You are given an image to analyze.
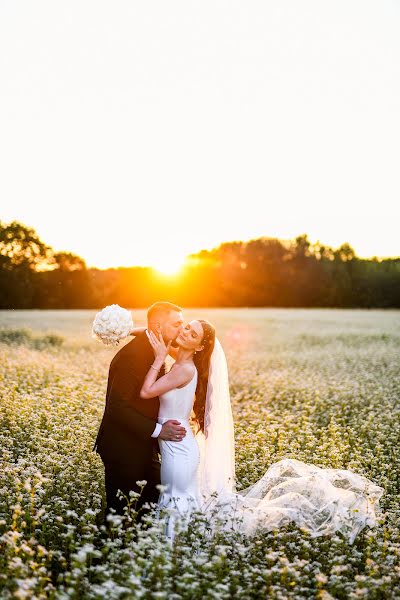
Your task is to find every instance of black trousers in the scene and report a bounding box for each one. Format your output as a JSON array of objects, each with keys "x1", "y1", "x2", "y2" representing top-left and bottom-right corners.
[{"x1": 103, "y1": 454, "x2": 161, "y2": 522}]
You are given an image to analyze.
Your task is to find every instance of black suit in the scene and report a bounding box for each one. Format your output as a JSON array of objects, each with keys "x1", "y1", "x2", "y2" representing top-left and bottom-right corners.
[{"x1": 94, "y1": 332, "x2": 165, "y2": 517}]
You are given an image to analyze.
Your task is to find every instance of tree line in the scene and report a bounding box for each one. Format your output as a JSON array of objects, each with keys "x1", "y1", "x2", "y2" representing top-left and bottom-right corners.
[{"x1": 1, "y1": 221, "x2": 399, "y2": 309}]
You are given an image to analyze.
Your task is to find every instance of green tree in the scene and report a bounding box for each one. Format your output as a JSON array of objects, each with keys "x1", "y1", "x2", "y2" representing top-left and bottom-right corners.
[
  {"x1": 0, "y1": 221, "x2": 51, "y2": 270},
  {"x1": 0, "y1": 221, "x2": 51, "y2": 308},
  {"x1": 53, "y1": 252, "x2": 87, "y2": 271}
]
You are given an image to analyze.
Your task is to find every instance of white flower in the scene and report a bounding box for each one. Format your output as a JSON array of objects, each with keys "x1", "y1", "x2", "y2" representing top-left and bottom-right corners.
[{"x1": 92, "y1": 304, "x2": 133, "y2": 346}]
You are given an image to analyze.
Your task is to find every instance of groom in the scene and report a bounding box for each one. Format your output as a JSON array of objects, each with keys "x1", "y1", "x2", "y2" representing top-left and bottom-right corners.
[{"x1": 94, "y1": 301, "x2": 186, "y2": 519}]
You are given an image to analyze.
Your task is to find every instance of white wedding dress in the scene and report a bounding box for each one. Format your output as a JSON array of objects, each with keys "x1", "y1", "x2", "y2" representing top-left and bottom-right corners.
[
  {"x1": 157, "y1": 369, "x2": 201, "y2": 538},
  {"x1": 156, "y1": 345, "x2": 383, "y2": 543}
]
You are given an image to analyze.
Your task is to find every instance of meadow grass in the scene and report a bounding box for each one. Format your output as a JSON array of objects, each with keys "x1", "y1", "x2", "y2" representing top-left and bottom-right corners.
[{"x1": 0, "y1": 309, "x2": 399, "y2": 599}]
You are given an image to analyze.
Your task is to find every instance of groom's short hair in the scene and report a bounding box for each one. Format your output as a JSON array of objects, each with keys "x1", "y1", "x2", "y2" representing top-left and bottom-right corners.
[{"x1": 147, "y1": 301, "x2": 182, "y2": 323}]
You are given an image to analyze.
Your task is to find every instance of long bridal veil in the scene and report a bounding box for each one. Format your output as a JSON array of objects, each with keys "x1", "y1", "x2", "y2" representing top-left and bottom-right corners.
[
  {"x1": 194, "y1": 339, "x2": 383, "y2": 543},
  {"x1": 195, "y1": 339, "x2": 236, "y2": 499}
]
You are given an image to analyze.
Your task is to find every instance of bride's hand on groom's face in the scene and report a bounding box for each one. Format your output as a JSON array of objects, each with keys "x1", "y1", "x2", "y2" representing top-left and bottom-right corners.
[{"x1": 148, "y1": 331, "x2": 172, "y2": 362}]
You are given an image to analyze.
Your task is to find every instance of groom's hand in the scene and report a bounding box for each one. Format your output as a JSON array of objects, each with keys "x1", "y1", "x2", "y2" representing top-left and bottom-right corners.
[{"x1": 159, "y1": 420, "x2": 186, "y2": 442}]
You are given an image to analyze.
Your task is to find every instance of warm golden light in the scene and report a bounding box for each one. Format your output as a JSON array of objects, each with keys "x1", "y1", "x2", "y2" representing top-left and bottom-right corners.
[{"x1": 153, "y1": 255, "x2": 185, "y2": 276}]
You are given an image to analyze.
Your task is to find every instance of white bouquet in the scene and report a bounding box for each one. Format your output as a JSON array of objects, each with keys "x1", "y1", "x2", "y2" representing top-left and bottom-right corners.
[{"x1": 92, "y1": 304, "x2": 133, "y2": 346}]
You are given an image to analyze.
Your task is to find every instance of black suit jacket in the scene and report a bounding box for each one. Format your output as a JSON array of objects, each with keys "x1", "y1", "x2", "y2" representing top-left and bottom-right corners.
[{"x1": 94, "y1": 332, "x2": 165, "y2": 466}]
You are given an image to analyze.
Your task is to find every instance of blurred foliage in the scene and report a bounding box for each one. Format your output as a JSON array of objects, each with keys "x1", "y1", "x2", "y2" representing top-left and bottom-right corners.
[
  {"x1": 0, "y1": 327, "x2": 64, "y2": 349},
  {"x1": 1, "y1": 222, "x2": 399, "y2": 308}
]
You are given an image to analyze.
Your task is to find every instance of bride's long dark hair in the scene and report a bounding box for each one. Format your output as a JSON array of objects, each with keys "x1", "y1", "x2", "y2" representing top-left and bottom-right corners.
[{"x1": 192, "y1": 320, "x2": 216, "y2": 434}]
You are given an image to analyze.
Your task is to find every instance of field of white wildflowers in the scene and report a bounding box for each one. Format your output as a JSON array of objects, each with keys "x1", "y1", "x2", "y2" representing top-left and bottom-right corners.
[{"x1": 0, "y1": 308, "x2": 399, "y2": 599}]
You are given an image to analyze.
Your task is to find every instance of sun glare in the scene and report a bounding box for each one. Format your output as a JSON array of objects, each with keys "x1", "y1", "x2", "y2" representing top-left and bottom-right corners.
[{"x1": 153, "y1": 256, "x2": 185, "y2": 276}]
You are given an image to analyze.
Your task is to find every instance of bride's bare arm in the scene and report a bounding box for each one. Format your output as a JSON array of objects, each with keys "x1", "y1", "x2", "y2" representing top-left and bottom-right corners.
[
  {"x1": 140, "y1": 330, "x2": 194, "y2": 398},
  {"x1": 140, "y1": 362, "x2": 194, "y2": 399}
]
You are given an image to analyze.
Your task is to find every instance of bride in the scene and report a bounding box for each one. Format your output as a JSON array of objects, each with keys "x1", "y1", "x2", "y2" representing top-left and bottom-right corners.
[{"x1": 136, "y1": 320, "x2": 383, "y2": 543}]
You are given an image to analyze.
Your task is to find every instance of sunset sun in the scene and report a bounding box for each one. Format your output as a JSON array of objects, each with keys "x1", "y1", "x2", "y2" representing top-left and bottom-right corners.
[{"x1": 153, "y1": 255, "x2": 185, "y2": 276}]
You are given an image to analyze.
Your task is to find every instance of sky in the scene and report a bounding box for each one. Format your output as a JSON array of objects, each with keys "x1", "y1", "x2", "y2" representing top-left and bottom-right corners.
[{"x1": 1, "y1": 0, "x2": 399, "y2": 271}]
